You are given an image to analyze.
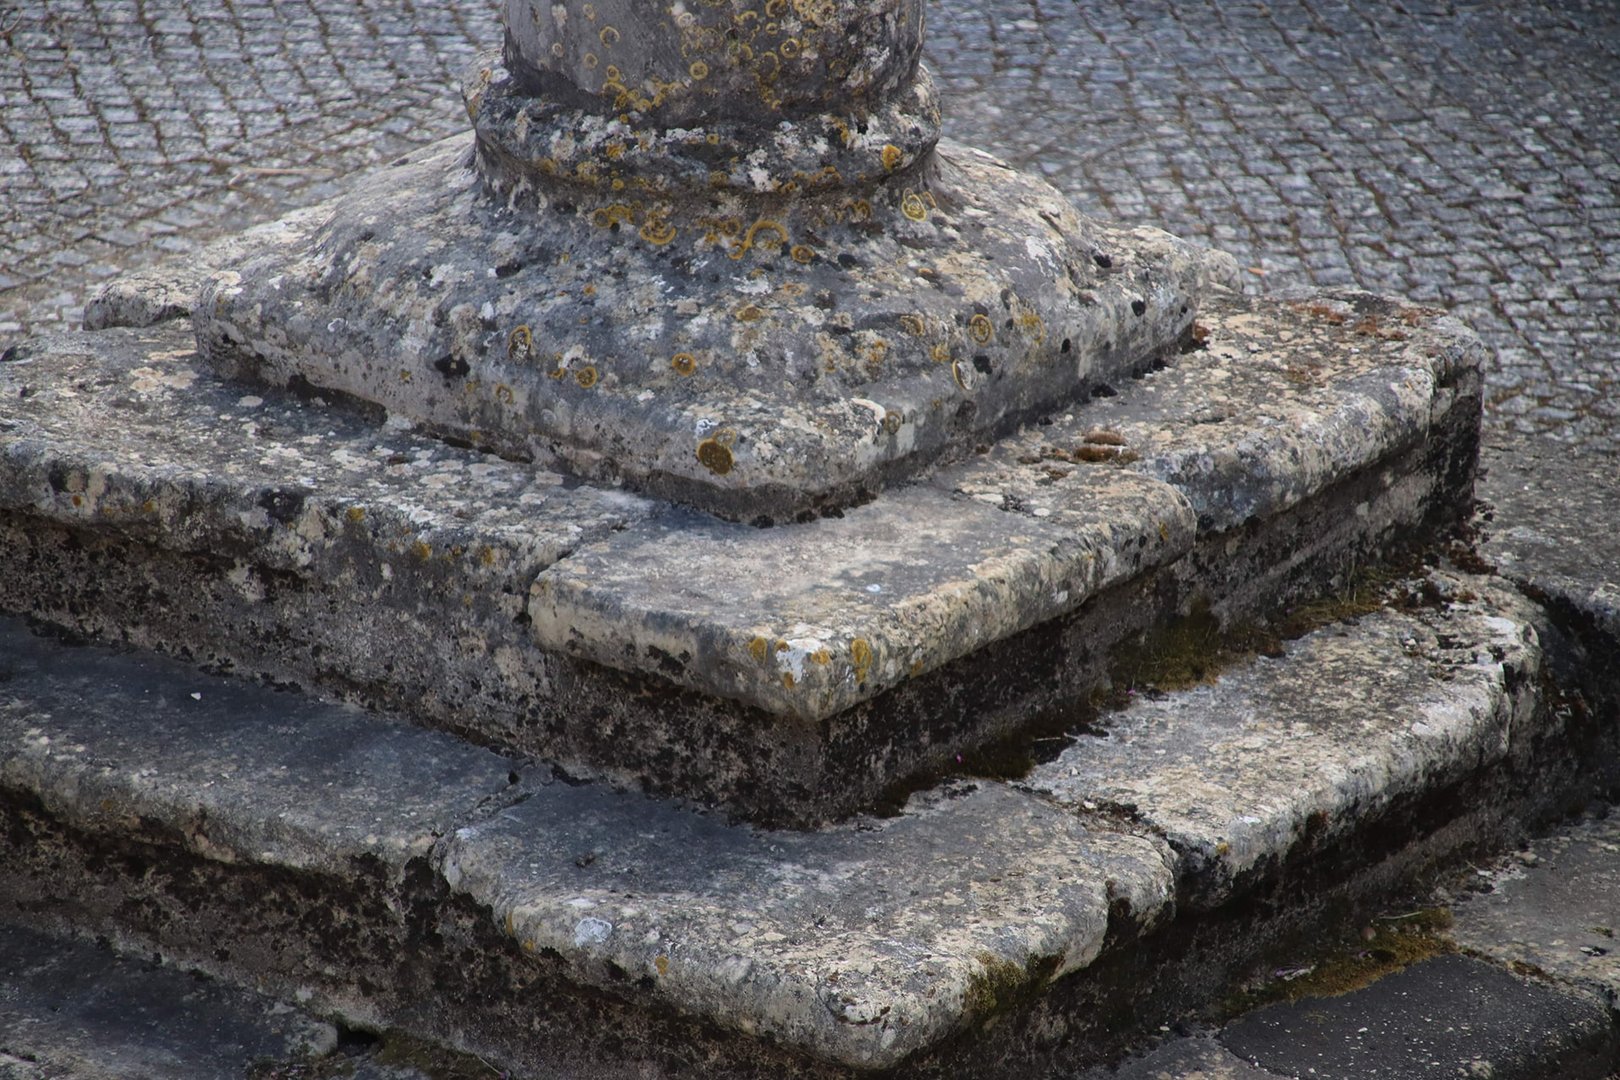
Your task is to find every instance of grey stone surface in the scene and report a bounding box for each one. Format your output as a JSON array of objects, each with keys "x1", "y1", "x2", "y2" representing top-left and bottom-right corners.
[
  {"x1": 0, "y1": 922, "x2": 337, "y2": 1079},
  {"x1": 1025, "y1": 573, "x2": 1547, "y2": 906},
  {"x1": 499, "y1": 0, "x2": 925, "y2": 127},
  {"x1": 0, "y1": 279, "x2": 1482, "y2": 824},
  {"x1": 1451, "y1": 809, "x2": 1620, "y2": 1008},
  {"x1": 991, "y1": 289, "x2": 1482, "y2": 534},
  {"x1": 438, "y1": 780, "x2": 1173, "y2": 1071},
  {"x1": 1478, "y1": 433, "x2": 1620, "y2": 651},
  {"x1": 179, "y1": 0, "x2": 1237, "y2": 525},
  {"x1": 532, "y1": 286, "x2": 1479, "y2": 721},
  {"x1": 191, "y1": 127, "x2": 1226, "y2": 521},
  {"x1": 1079, "y1": 1035, "x2": 1285, "y2": 1080},
  {"x1": 1220, "y1": 954, "x2": 1619, "y2": 1080},
  {"x1": 4, "y1": 1, "x2": 1612, "y2": 456},
  {"x1": 0, "y1": 614, "x2": 519, "y2": 873},
  {"x1": 531, "y1": 472, "x2": 1193, "y2": 720},
  {"x1": 0, "y1": 566, "x2": 1576, "y2": 1076}
]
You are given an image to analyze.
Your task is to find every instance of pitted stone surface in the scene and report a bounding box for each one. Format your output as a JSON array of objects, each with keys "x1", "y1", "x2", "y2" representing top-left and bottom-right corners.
[
  {"x1": 0, "y1": 568, "x2": 1576, "y2": 1076},
  {"x1": 193, "y1": 131, "x2": 1226, "y2": 521},
  {"x1": 531, "y1": 472, "x2": 1193, "y2": 719},
  {"x1": 0, "y1": 612, "x2": 1178, "y2": 1075},
  {"x1": 0, "y1": 322, "x2": 657, "y2": 574},
  {"x1": 0, "y1": 285, "x2": 1481, "y2": 822},
  {"x1": 500, "y1": 0, "x2": 926, "y2": 126},
  {"x1": 1451, "y1": 810, "x2": 1620, "y2": 1005},
  {"x1": 437, "y1": 778, "x2": 1174, "y2": 1071},
  {"x1": 525, "y1": 287, "x2": 1480, "y2": 717},
  {"x1": 0, "y1": 922, "x2": 339, "y2": 1080},
  {"x1": 1477, "y1": 433, "x2": 1620, "y2": 652},
  {"x1": 0, "y1": 615, "x2": 518, "y2": 872},
  {"x1": 983, "y1": 289, "x2": 1483, "y2": 534},
  {"x1": 1025, "y1": 573, "x2": 1546, "y2": 905},
  {"x1": 5, "y1": 1, "x2": 1612, "y2": 455}
]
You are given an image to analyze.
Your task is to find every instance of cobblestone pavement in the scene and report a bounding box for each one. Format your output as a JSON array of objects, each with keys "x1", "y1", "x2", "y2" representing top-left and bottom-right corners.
[{"x1": 2, "y1": 0, "x2": 1617, "y2": 448}]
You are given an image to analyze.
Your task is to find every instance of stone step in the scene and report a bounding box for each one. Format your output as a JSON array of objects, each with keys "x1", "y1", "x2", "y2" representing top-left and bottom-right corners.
[
  {"x1": 0, "y1": 284, "x2": 1483, "y2": 825},
  {"x1": 0, "y1": 922, "x2": 345, "y2": 1079},
  {"x1": 1, "y1": 564, "x2": 1606, "y2": 1077}
]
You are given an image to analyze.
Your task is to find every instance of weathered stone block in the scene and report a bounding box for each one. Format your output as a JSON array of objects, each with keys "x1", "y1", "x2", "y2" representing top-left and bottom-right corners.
[
  {"x1": 0, "y1": 288, "x2": 1483, "y2": 824},
  {"x1": 190, "y1": 133, "x2": 1231, "y2": 523}
]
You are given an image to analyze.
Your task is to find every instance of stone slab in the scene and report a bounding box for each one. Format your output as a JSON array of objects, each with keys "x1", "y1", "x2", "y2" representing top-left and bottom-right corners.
[
  {"x1": 529, "y1": 286, "x2": 1483, "y2": 716},
  {"x1": 0, "y1": 922, "x2": 337, "y2": 1080},
  {"x1": 1025, "y1": 572, "x2": 1547, "y2": 907},
  {"x1": 438, "y1": 779, "x2": 1173, "y2": 1071},
  {"x1": 0, "y1": 615, "x2": 1174, "y2": 1076},
  {"x1": 191, "y1": 132, "x2": 1230, "y2": 522},
  {"x1": 1220, "y1": 954, "x2": 1618, "y2": 1080},
  {"x1": 531, "y1": 472, "x2": 1193, "y2": 720},
  {"x1": 0, "y1": 282, "x2": 1485, "y2": 824},
  {"x1": 0, "y1": 571, "x2": 1580, "y2": 1077},
  {"x1": 1078, "y1": 1034, "x2": 1286, "y2": 1080},
  {"x1": 1451, "y1": 809, "x2": 1620, "y2": 1006},
  {"x1": 1477, "y1": 433, "x2": 1620, "y2": 654},
  {"x1": 0, "y1": 614, "x2": 519, "y2": 874},
  {"x1": 1032, "y1": 289, "x2": 1481, "y2": 534}
]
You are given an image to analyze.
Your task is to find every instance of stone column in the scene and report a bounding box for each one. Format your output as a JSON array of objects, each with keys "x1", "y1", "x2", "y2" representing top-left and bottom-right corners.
[{"x1": 467, "y1": 0, "x2": 940, "y2": 205}]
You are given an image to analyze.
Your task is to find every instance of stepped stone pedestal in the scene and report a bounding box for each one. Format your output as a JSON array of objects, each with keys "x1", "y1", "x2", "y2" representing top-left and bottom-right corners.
[{"x1": 0, "y1": 2, "x2": 1569, "y2": 1077}]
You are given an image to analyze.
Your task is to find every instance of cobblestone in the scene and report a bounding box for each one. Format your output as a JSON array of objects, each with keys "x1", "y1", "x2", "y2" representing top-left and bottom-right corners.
[{"x1": 1, "y1": 0, "x2": 1616, "y2": 449}]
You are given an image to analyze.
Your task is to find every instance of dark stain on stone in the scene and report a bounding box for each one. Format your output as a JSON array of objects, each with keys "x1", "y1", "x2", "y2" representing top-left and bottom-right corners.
[
  {"x1": 434, "y1": 354, "x2": 471, "y2": 379},
  {"x1": 256, "y1": 489, "x2": 305, "y2": 525}
]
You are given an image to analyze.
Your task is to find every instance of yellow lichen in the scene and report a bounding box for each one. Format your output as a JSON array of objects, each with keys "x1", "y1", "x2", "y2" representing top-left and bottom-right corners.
[
  {"x1": 850, "y1": 638, "x2": 873, "y2": 679},
  {"x1": 881, "y1": 143, "x2": 903, "y2": 171},
  {"x1": 748, "y1": 636, "x2": 770, "y2": 662},
  {"x1": 671, "y1": 352, "x2": 698, "y2": 376},
  {"x1": 969, "y1": 313, "x2": 994, "y2": 344},
  {"x1": 696, "y1": 438, "x2": 734, "y2": 475},
  {"x1": 730, "y1": 219, "x2": 790, "y2": 260},
  {"x1": 639, "y1": 217, "x2": 677, "y2": 245},
  {"x1": 508, "y1": 325, "x2": 533, "y2": 358},
  {"x1": 575, "y1": 366, "x2": 599, "y2": 389}
]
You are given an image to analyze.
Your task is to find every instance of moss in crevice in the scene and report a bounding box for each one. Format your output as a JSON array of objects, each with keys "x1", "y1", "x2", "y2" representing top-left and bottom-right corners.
[
  {"x1": 1215, "y1": 905, "x2": 1455, "y2": 1018},
  {"x1": 963, "y1": 952, "x2": 1065, "y2": 1025}
]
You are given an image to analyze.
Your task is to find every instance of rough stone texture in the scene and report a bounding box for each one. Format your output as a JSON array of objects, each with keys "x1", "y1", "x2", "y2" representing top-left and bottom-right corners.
[
  {"x1": 1220, "y1": 954, "x2": 1619, "y2": 1080},
  {"x1": 0, "y1": 566, "x2": 1577, "y2": 1077},
  {"x1": 499, "y1": 0, "x2": 926, "y2": 128},
  {"x1": 83, "y1": 205, "x2": 335, "y2": 332},
  {"x1": 531, "y1": 473, "x2": 1193, "y2": 720},
  {"x1": 191, "y1": 130, "x2": 1229, "y2": 522},
  {"x1": 0, "y1": 613, "x2": 1173, "y2": 1078},
  {"x1": 0, "y1": 277, "x2": 1482, "y2": 825},
  {"x1": 1078, "y1": 1035, "x2": 1286, "y2": 1080},
  {"x1": 0, "y1": 615, "x2": 520, "y2": 875},
  {"x1": 1025, "y1": 573, "x2": 1548, "y2": 907},
  {"x1": 438, "y1": 780, "x2": 1173, "y2": 1071},
  {"x1": 0, "y1": 922, "x2": 338, "y2": 1079},
  {"x1": 1477, "y1": 433, "x2": 1620, "y2": 654},
  {"x1": 0, "y1": 281, "x2": 1481, "y2": 824},
  {"x1": 5, "y1": 1, "x2": 1611, "y2": 457},
  {"x1": 1451, "y1": 809, "x2": 1620, "y2": 1008}
]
